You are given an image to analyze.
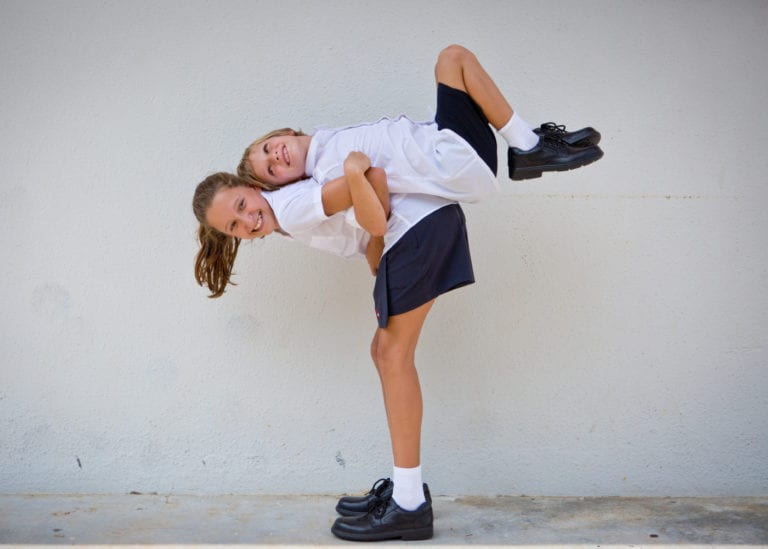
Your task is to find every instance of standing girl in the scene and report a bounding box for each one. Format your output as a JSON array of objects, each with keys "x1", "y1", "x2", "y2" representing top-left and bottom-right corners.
[{"x1": 194, "y1": 45, "x2": 602, "y2": 541}]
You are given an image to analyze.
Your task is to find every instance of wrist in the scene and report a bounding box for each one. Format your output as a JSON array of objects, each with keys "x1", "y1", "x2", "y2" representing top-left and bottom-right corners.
[{"x1": 344, "y1": 163, "x2": 364, "y2": 177}]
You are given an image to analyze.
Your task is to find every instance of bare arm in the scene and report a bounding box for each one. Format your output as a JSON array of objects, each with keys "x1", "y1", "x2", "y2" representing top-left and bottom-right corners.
[
  {"x1": 343, "y1": 152, "x2": 388, "y2": 236},
  {"x1": 365, "y1": 167, "x2": 390, "y2": 222},
  {"x1": 320, "y1": 156, "x2": 390, "y2": 275},
  {"x1": 360, "y1": 166, "x2": 389, "y2": 275},
  {"x1": 365, "y1": 235, "x2": 385, "y2": 276},
  {"x1": 360, "y1": 165, "x2": 389, "y2": 275},
  {"x1": 320, "y1": 156, "x2": 390, "y2": 235}
]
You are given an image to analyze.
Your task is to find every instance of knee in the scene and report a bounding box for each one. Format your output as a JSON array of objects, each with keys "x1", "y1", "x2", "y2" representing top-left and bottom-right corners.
[
  {"x1": 437, "y1": 44, "x2": 474, "y2": 68},
  {"x1": 373, "y1": 339, "x2": 413, "y2": 377}
]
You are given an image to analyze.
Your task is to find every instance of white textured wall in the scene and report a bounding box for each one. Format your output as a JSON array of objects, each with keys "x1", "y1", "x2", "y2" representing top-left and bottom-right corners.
[{"x1": 1, "y1": 0, "x2": 766, "y2": 497}]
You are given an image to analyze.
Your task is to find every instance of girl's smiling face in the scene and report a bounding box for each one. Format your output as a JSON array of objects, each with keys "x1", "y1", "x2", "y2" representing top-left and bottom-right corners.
[
  {"x1": 248, "y1": 134, "x2": 311, "y2": 187},
  {"x1": 206, "y1": 185, "x2": 278, "y2": 240}
]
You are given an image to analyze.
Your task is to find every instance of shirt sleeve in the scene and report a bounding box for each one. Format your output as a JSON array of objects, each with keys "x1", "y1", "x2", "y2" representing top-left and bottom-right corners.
[{"x1": 263, "y1": 178, "x2": 327, "y2": 235}]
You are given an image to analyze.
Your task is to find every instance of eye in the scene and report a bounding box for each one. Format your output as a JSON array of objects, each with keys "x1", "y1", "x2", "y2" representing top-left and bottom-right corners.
[
  {"x1": 229, "y1": 221, "x2": 237, "y2": 233},
  {"x1": 238, "y1": 199, "x2": 245, "y2": 211},
  {"x1": 263, "y1": 143, "x2": 275, "y2": 177}
]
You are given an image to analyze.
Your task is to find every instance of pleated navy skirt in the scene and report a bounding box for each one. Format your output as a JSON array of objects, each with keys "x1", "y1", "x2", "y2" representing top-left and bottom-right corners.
[{"x1": 373, "y1": 204, "x2": 474, "y2": 328}]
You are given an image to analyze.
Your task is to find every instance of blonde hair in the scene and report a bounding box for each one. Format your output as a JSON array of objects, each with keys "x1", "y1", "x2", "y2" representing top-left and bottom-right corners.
[
  {"x1": 237, "y1": 128, "x2": 306, "y2": 189},
  {"x1": 192, "y1": 172, "x2": 270, "y2": 298}
]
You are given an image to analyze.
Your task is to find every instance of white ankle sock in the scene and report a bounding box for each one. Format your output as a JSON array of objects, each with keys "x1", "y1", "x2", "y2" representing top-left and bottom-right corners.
[
  {"x1": 499, "y1": 112, "x2": 539, "y2": 151},
  {"x1": 392, "y1": 465, "x2": 426, "y2": 511}
]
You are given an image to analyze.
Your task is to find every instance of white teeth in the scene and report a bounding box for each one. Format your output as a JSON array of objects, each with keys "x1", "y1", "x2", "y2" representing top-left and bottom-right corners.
[{"x1": 251, "y1": 212, "x2": 263, "y2": 234}]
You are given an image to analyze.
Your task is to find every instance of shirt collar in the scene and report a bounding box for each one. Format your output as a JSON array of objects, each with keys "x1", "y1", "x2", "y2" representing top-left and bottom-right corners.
[{"x1": 304, "y1": 134, "x2": 318, "y2": 176}]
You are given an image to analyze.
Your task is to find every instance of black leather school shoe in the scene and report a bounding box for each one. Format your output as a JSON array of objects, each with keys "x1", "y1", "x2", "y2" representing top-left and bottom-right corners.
[
  {"x1": 534, "y1": 122, "x2": 601, "y2": 148},
  {"x1": 508, "y1": 136, "x2": 603, "y2": 180},
  {"x1": 331, "y1": 495, "x2": 434, "y2": 541},
  {"x1": 336, "y1": 478, "x2": 432, "y2": 517}
]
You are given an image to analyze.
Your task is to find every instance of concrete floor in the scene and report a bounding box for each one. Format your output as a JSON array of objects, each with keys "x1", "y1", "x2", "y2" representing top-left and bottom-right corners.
[{"x1": 0, "y1": 494, "x2": 766, "y2": 547}]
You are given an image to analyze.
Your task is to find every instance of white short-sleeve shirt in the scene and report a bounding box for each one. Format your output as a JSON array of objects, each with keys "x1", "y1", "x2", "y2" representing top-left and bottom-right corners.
[
  {"x1": 263, "y1": 116, "x2": 497, "y2": 259},
  {"x1": 307, "y1": 116, "x2": 498, "y2": 203},
  {"x1": 262, "y1": 178, "x2": 370, "y2": 259},
  {"x1": 263, "y1": 178, "x2": 453, "y2": 260}
]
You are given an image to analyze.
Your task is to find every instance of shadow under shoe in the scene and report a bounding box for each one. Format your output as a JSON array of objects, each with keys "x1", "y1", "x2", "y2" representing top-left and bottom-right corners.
[
  {"x1": 534, "y1": 122, "x2": 601, "y2": 148},
  {"x1": 509, "y1": 136, "x2": 604, "y2": 180},
  {"x1": 332, "y1": 496, "x2": 434, "y2": 541},
  {"x1": 336, "y1": 479, "x2": 432, "y2": 517}
]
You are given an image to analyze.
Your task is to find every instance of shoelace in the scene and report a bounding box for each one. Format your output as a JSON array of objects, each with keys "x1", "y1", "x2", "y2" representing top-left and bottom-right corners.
[
  {"x1": 371, "y1": 495, "x2": 392, "y2": 518},
  {"x1": 365, "y1": 478, "x2": 392, "y2": 511},
  {"x1": 540, "y1": 122, "x2": 568, "y2": 135},
  {"x1": 367, "y1": 477, "x2": 391, "y2": 496}
]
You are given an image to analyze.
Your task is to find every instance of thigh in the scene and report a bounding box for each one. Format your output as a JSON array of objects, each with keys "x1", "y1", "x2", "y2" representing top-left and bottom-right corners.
[
  {"x1": 434, "y1": 83, "x2": 497, "y2": 174},
  {"x1": 376, "y1": 299, "x2": 436, "y2": 359}
]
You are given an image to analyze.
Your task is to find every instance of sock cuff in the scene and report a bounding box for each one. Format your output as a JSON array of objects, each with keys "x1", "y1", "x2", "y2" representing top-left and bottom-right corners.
[
  {"x1": 393, "y1": 465, "x2": 422, "y2": 477},
  {"x1": 499, "y1": 112, "x2": 538, "y2": 151}
]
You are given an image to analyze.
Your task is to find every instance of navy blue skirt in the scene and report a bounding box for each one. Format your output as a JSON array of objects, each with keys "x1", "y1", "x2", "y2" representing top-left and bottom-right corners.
[{"x1": 373, "y1": 204, "x2": 474, "y2": 328}]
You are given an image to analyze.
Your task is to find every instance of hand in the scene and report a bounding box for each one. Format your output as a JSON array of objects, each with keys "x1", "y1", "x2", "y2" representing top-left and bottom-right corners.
[
  {"x1": 344, "y1": 151, "x2": 371, "y2": 174},
  {"x1": 365, "y1": 236, "x2": 385, "y2": 276}
]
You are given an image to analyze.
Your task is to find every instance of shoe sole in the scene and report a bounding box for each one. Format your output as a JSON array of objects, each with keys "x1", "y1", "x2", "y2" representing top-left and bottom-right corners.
[
  {"x1": 331, "y1": 524, "x2": 434, "y2": 541},
  {"x1": 510, "y1": 148, "x2": 604, "y2": 181}
]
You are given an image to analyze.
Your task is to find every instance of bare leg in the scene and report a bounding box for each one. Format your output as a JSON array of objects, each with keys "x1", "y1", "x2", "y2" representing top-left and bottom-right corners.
[
  {"x1": 435, "y1": 44, "x2": 603, "y2": 180},
  {"x1": 370, "y1": 299, "x2": 435, "y2": 467},
  {"x1": 434, "y1": 44, "x2": 513, "y2": 130},
  {"x1": 333, "y1": 309, "x2": 437, "y2": 541}
]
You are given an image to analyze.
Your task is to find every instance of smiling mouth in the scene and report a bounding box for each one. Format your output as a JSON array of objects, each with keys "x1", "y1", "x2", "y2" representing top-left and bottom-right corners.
[
  {"x1": 251, "y1": 211, "x2": 264, "y2": 234},
  {"x1": 282, "y1": 145, "x2": 290, "y2": 166}
]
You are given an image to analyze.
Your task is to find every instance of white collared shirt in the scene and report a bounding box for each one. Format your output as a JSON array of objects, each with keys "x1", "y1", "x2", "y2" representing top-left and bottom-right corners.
[
  {"x1": 264, "y1": 116, "x2": 497, "y2": 259},
  {"x1": 306, "y1": 116, "x2": 498, "y2": 204}
]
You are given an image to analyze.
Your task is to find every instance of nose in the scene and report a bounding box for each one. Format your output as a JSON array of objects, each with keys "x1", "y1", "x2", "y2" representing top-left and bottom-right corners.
[{"x1": 235, "y1": 211, "x2": 251, "y2": 231}]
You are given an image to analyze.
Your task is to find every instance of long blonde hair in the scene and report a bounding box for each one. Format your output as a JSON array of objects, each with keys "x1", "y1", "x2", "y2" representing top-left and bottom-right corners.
[
  {"x1": 192, "y1": 172, "x2": 270, "y2": 298},
  {"x1": 237, "y1": 128, "x2": 306, "y2": 188}
]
